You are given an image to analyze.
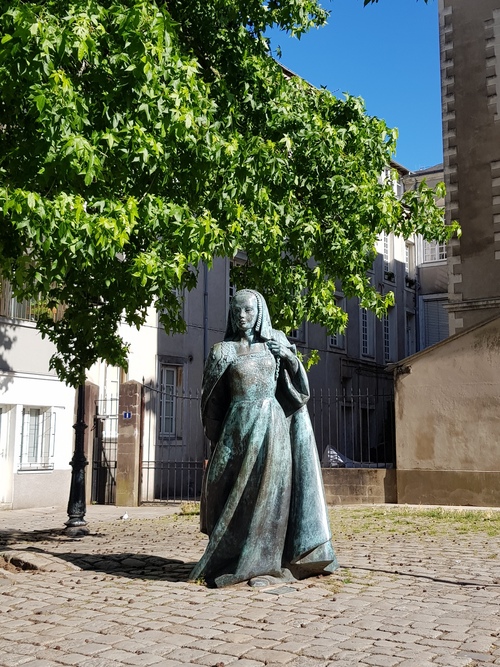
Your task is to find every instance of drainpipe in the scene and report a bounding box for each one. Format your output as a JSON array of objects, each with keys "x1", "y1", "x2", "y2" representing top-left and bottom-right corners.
[{"x1": 203, "y1": 262, "x2": 208, "y2": 361}]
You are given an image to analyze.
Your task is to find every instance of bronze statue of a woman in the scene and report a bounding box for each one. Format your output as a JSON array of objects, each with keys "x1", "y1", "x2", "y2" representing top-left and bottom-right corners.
[{"x1": 190, "y1": 289, "x2": 338, "y2": 587}]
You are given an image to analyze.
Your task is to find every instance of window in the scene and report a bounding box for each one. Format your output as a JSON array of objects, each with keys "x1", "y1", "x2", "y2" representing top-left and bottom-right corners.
[
  {"x1": 158, "y1": 364, "x2": 183, "y2": 441},
  {"x1": 329, "y1": 331, "x2": 345, "y2": 349},
  {"x1": 289, "y1": 322, "x2": 306, "y2": 343},
  {"x1": 423, "y1": 240, "x2": 447, "y2": 263},
  {"x1": 382, "y1": 231, "x2": 390, "y2": 273},
  {"x1": 405, "y1": 242, "x2": 415, "y2": 277},
  {"x1": 159, "y1": 365, "x2": 177, "y2": 437},
  {"x1": 361, "y1": 308, "x2": 375, "y2": 357},
  {"x1": 383, "y1": 314, "x2": 391, "y2": 363},
  {"x1": 1, "y1": 277, "x2": 65, "y2": 322},
  {"x1": 228, "y1": 255, "x2": 246, "y2": 301},
  {"x1": 382, "y1": 309, "x2": 397, "y2": 363},
  {"x1": 405, "y1": 312, "x2": 416, "y2": 357},
  {"x1": 421, "y1": 298, "x2": 449, "y2": 348},
  {"x1": 1, "y1": 279, "x2": 38, "y2": 322},
  {"x1": 381, "y1": 167, "x2": 403, "y2": 198},
  {"x1": 329, "y1": 295, "x2": 346, "y2": 349},
  {"x1": 19, "y1": 408, "x2": 55, "y2": 470}
]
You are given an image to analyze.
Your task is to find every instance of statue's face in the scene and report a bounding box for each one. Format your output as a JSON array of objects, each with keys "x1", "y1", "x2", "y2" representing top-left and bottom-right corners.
[{"x1": 232, "y1": 293, "x2": 258, "y2": 333}]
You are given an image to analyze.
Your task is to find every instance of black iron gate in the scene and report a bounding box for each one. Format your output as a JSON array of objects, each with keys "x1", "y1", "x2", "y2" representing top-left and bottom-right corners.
[
  {"x1": 91, "y1": 397, "x2": 119, "y2": 504},
  {"x1": 140, "y1": 384, "x2": 206, "y2": 503}
]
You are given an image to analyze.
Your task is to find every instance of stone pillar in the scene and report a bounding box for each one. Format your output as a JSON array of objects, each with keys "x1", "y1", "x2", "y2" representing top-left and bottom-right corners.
[{"x1": 115, "y1": 380, "x2": 142, "y2": 507}]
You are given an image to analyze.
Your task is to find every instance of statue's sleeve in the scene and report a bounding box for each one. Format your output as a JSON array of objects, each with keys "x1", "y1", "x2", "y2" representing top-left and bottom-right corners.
[
  {"x1": 201, "y1": 343, "x2": 232, "y2": 444},
  {"x1": 272, "y1": 330, "x2": 310, "y2": 418}
]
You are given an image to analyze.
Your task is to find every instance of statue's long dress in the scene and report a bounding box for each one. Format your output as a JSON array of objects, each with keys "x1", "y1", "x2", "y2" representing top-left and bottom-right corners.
[{"x1": 191, "y1": 337, "x2": 338, "y2": 588}]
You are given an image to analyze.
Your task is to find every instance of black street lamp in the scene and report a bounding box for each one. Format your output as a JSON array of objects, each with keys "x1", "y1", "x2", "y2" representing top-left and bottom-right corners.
[{"x1": 65, "y1": 383, "x2": 89, "y2": 534}]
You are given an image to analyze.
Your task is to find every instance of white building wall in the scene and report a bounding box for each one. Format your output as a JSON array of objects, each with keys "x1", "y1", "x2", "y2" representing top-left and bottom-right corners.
[{"x1": 0, "y1": 325, "x2": 75, "y2": 510}]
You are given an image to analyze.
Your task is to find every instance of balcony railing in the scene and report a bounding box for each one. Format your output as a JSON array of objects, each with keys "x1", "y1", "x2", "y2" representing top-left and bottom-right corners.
[{"x1": 0, "y1": 278, "x2": 64, "y2": 322}]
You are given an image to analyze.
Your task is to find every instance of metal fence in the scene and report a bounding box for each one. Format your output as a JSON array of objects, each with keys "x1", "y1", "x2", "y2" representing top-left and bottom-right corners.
[
  {"x1": 91, "y1": 397, "x2": 119, "y2": 505},
  {"x1": 310, "y1": 389, "x2": 395, "y2": 469},
  {"x1": 138, "y1": 384, "x2": 395, "y2": 504},
  {"x1": 140, "y1": 384, "x2": 206, "y2": 504},
  {"x1": 0, "y1": 278, "x2": 65, "y2": 322}
]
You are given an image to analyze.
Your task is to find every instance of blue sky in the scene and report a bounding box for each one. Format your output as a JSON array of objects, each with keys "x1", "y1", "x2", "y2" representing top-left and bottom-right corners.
[{"x1": 267, "y1": 0, "x2": 442, "y2": 172}]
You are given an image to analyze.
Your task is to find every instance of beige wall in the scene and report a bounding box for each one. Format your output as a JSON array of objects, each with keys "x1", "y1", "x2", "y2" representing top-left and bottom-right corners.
[{"x1": 395, "y1": 315, "x2": 500, "y2": 505}]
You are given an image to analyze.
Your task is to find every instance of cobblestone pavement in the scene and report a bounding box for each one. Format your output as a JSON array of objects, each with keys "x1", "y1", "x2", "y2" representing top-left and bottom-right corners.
[{"x1": 1, "y1": 504, "x2": 500, "y2": 667}]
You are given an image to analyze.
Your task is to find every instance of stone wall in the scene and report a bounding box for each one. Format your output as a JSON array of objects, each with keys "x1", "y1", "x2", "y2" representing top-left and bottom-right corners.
[{"x1": 322, "y1": 468, "x2": 397, "y2": 505}]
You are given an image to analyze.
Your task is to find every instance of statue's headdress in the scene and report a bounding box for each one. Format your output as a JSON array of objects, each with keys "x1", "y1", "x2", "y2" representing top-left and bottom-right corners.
[{"x1": 225, "y1": 289, "x2": 273, "y2": 341}]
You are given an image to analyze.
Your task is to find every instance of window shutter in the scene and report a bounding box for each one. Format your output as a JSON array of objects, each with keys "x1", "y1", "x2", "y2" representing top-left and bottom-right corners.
[{"x1": 424, "y1": 299, "x2": 449, "y2": 348}]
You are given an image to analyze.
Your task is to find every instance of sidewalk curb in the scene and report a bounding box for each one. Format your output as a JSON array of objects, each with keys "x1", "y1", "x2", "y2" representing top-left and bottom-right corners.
[{"x1": 0, "y1": 548, "x2": 81, "y2": 573}]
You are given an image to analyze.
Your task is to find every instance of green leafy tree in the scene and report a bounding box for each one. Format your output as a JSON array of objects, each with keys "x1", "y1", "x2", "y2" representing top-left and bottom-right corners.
[{"x1": 0, "y1": 0, "x2": 454, "y2": 387}]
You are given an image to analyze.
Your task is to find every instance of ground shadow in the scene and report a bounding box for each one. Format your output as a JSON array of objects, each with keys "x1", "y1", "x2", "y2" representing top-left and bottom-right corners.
[
  {"x1": 0, "y1": 528, "x2": 197, "y2": 582},
  {"x1": 0, "y1": 528, "x2": 73, "y2": 548},
  {"x1": 42, "y1": 550, "x2": 197, "y2": 582},
  {"x1": 0, "y1": 322, "x2": 17, "y2": 393}
]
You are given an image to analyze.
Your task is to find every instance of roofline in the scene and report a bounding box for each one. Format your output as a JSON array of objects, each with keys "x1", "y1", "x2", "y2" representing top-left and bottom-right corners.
[
  {"x1": 390, "y1": 159, "x2": 410, "y2": 176},
  {"x1": 406, "y1": 163, "x2": 444, "y2": 177},
  {"x1": 388, "y1": 312, "x2": 500, "y2": 370}
]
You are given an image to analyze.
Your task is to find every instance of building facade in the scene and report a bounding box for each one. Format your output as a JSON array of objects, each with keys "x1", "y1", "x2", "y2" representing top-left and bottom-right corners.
[
  {"x1": 440, "y1": 0, "x2": 500, "y2": 333},
  {"x1": 1, "y1": 160, "x2": 447, "y2": 509},
  {"x1": 393, "y1": 0, "x2": 500, "y2": 508},
  {"x1": 403, "y1": 164, "x2": 450, "y2": 350},
  {"x1": 0, "y1": 284, "x2": 75, "y2": 510}
]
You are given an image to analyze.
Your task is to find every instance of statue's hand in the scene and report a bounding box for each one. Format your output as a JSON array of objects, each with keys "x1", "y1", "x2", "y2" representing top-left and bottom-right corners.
[{"x1": 266, "y1": 340, "x2": 299, "y2": 373}]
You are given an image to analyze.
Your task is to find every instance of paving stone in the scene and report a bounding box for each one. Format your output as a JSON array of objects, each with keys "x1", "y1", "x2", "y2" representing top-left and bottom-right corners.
[
  {"x1": 0, "y1": 655, "x2": 33, "y2": 667},
  {"x1": 396, "y1": 661, "x2": 437, "y2": 667},
  {"x1": 243, "y1": 648, "x2": 297, "y2": 664},
  {"x1": 359, "y1": 655, "x2": 401, "y2": 667},
  {"x1": 2, "y1": 505, "x2": 500, "y2": 667}
]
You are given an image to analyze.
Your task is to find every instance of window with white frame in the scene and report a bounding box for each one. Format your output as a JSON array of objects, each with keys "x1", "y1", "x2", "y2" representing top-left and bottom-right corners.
[
  {"x1": 394, "y1": 179, "x2": 404, "y2": 198},
  {"x1": 19, "y1": 407, "x2": 55, "y2": 470},
  {"x1": 405, "y1": 242, "x2": 415, "y2": 277},
  {"x1": 329, "y1": 295, "x2": 346, "y2": 349},
  {"x1": 382, "y1": 231, "x2": 390, "y2": 273},
  {"x1": 228, "y1": 256, "x2": 246, "y2": 301},
  {"x1": 361, "y1": 308, "x2": 375, "y2": 357},
  {"x1": 159, "y1": 364, "x2": 183, "y2": 440},
  {"x1": 381, "y1": 167, "x2": 403, "y2": 198},
  {"x1": 383, "y1": 314, "x2": 391, "y2": 363},
  {"x1": 159, "y1": 365, "x2": 179, "y2": 438},
  {"x1": 423, "y1": 240, "x2": 447, "y2": 263},
  {"x1": 329, "y1": 330, "x2": 345, "y2": 349},
  {"x1": 383, "y1": 310, "x2": 397, "y2": 364},
  {"x1": 289, "y1": 322, "x2": 306, "y2": 343}
]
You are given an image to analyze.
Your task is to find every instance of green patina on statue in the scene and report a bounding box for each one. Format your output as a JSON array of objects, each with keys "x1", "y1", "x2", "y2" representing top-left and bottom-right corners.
[{"x1": 190, "y1": 289, "x2": 338, "y2": 588}]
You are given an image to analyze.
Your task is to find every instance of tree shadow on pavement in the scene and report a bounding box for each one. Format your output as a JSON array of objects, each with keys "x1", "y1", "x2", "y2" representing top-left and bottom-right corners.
[
  {"x1": 11, "y1": 546, "x2": 197, "y2": 582},
  {"x1": 0, "y1": 528, "x2": 74, "y2": 548},
  {"x1": 53, "y1": 551, "x2": 196, "y2": 581},
  {"x1": 0, "y1": 525, "x2": 202, "y2": 583}
]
